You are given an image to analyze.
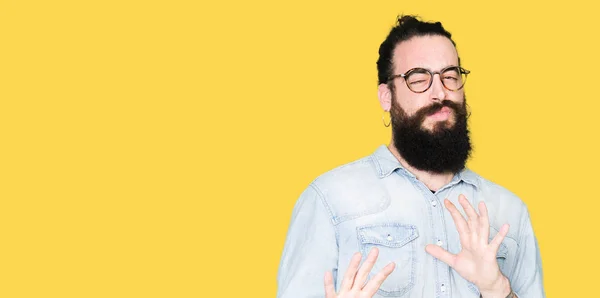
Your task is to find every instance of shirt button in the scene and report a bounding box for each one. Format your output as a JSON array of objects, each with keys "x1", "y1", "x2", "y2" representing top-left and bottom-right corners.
[
  {"x1": 387, "y1": 235, "x2": 393, "y2": 241},
  {"x1": 441, "y1": 284, "x2": 446, "y2": 292},
  {"x1": 437, "y1": 240, "x2": 443, "y2": 246},
  {"x1": 431, "y1": 200, "x2": 437, "y2": 207}
]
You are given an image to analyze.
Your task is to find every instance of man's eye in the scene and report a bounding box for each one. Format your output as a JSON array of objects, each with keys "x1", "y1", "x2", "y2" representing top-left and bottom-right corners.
[{"x1": 409, "y1": 80, "x2": 427, "y2": 85}]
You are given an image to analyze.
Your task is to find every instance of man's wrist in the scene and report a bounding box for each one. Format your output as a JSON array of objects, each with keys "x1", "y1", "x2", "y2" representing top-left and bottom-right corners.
[
  {"x1": 479, "y1": 275, "x2": 511, "y2": 298},
  {"x1": 480, "y1": 290, "x2": 517, "y2": 298}
]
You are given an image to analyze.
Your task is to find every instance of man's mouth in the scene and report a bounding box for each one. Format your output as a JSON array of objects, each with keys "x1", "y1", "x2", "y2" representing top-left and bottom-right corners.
[{"x1": 428, "y1": 106, "x2": 452, "y2": 121}]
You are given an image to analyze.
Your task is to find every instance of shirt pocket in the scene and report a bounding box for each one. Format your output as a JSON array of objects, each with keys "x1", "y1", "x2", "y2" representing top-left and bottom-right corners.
[{"x1": 357, "y1": 223, "x2": 419, "y2": 297}]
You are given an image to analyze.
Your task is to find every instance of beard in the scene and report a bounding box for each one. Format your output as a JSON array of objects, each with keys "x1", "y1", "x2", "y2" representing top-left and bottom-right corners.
[{"x1": 390, "y1": 96, "x2": 472, "y2": 174}]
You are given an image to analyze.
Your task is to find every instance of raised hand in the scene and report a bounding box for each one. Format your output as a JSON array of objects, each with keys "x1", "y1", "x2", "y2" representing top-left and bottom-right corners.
[
  {"x1": 324, "y1": 247, "x2": 396, "y2": 298},
  {"x1": 425, "y1": 194, "x2": 512, "y2": 298}
]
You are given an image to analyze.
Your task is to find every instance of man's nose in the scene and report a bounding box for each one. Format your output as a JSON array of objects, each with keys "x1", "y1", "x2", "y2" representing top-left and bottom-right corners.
[{"x1": 429, "y1": 73, "x2": 447, "y2": 101}]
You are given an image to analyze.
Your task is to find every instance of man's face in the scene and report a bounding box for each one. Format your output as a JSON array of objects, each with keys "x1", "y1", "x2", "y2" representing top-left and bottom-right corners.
[
  {"x1": 389, "y1": 35, "x2": 465, "y2": 132},
  {"x1": 379, "y1": 35, "x2": 471, "y2": 174}
]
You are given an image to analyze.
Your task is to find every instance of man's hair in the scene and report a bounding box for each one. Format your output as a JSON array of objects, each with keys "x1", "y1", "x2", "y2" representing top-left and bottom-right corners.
[{"x1": 377, "y1": 15, "x2": 457, "y2": 86}]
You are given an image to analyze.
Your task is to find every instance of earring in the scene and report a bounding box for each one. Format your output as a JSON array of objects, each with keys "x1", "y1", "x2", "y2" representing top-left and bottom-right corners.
[{"x1": 382, "y1": 111, "x2": 391, "y2": 127}]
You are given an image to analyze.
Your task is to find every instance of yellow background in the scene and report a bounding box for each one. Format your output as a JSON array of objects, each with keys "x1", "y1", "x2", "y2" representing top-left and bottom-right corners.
[{"x1": 1, "y1": 0, "x2": 597, "y2": 297}]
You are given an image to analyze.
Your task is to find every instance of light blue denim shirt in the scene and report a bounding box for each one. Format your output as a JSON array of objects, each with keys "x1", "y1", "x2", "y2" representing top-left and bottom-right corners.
[{"x1": 277, "y1": 145, "x2": 545, "y2": 298}]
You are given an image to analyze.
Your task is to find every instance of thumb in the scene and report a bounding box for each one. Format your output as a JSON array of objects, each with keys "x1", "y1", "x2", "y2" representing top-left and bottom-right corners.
[{"x1": 425, "y1": 244, "x2": 456, "y2": 268}]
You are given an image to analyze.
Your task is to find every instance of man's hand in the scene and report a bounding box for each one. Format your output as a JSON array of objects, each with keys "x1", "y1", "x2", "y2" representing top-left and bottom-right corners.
[
  {"x1": 324, "y1": 247, "x2": 396, "y2": 298},
  {"x1": 425, "y1": 194, "x2": 512, "y2": 298}
]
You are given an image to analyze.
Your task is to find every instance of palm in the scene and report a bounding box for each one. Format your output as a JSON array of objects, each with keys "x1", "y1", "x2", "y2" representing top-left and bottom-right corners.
[
  {"x1": 426, "y1": 194, "x2": 509, "y2": 293},
  {"x1": 324, "y1": 248, "x2": 396, "y2": 298},
  {"x1": 452, "y1": 246, "x2": 501, "y2": 288}
]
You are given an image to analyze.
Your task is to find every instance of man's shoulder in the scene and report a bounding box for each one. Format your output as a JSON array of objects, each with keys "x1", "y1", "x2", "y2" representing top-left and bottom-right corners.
[
  {"x1": 304, "y1": 152, "x2": 389, "y2": 224},
  {"x1": 311, "y1": 154, "x2": 378, "y2": 187},
  {"x1": 468, "y1": 171, "x2": 525, "y2": 206},
  {"x1": 464, "y1": 169, "x2": 530, "y2": 227}
]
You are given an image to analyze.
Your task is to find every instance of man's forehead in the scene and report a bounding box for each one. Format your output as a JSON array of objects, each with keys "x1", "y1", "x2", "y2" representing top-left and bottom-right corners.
[{"x1": 392, "y1": 35, "x2": 459, "y2": 72}]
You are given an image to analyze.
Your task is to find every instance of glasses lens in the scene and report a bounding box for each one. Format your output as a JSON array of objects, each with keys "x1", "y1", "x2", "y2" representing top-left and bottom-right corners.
[
  {"x1": 405, "y1": 69, "x2": 432, "y2": 92},
  {"x1": 441, "y1": 67, "x2": 468, "y2": 90}
]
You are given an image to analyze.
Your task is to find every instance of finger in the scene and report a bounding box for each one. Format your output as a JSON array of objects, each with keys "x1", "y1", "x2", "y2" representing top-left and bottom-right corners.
[
  {"x1": 458, "y1": 194, "x2": 480, "y2": 228},
  {"x1": 478, "y1": 201, "x2": 490, "y2": 241},
  {"x1": 361, "y1": 262, "x2": 396, "y2": 295},
  {"x1": 444, "y1": 199, "x2": 470, "y2": 244},
  {"x1": 340, "y1": 252, "x2": 362, "y2": 292},
  {"x1": 353, "y1": 247, "x2": 379, "y2": 290},
  {"x1": 324, "y1": 271, "x2": 336, "y2": 298},
  {"x1": 490, "y1": 223, "x2": 510, "y2": 251},
  {"x1": 425, "y1": 244, "x2": 457, "y2": 268}
]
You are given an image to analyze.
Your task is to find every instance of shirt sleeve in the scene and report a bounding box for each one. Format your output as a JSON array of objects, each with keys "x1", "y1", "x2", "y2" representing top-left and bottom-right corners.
[
  {"x1": 510, "y1": 209, "x2": 546, "y2": 298},
  {"x1": 276, "y1": 184, "x2": 339, "y2": 298}
]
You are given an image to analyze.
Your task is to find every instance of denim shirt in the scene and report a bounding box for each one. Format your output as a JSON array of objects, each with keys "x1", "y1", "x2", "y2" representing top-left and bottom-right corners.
[{"x1": 277, "y1": 145, "x2": 545, "y2": 298}]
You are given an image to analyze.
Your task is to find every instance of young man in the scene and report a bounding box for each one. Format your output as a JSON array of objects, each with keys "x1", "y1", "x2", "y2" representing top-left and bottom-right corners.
[{"x1": 277, "y1": 15, "x2": 545, "y2": 298}]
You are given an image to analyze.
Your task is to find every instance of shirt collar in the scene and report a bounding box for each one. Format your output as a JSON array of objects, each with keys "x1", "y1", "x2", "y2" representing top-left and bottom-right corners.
[
  {"x1": 371, "y1": 145, "x2": 403, "y2": 178},
  {"x1": 370, "y1": 144, "x2": 480, "y2": 189}
]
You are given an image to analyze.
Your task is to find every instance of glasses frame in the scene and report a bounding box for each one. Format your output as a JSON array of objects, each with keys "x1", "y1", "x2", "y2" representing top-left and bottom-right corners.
[{"x1": 387, "y1": 65, "x2": 471, "y2": 93}]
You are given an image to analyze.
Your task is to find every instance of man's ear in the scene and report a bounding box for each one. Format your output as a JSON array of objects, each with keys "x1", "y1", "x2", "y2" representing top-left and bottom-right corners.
[{"x1": 378, "y1": 83, "x2": 392, "y2": 112}]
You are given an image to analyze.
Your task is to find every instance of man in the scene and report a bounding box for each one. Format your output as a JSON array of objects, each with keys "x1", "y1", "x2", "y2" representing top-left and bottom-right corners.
[{"x1": 277, "y1": 15, "x2": 545, "y2": 298}]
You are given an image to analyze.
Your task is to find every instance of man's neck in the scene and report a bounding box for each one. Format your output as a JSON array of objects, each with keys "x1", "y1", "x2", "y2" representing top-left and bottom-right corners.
[{"x1": 387, "y1": 143, "x2": 455, "y2": 192}]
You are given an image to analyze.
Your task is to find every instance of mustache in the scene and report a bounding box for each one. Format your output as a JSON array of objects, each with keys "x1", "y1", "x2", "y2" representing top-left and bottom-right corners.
[
  {"x1": 420, "y1": 100, "x2": 463, "y2": 116},
  {"x1": 390, "y1": 98, "x2": 469, "y2": 128}
]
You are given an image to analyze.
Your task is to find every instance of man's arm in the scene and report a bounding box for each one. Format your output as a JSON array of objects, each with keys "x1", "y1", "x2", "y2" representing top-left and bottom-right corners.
[
  {"x1": 479, "y1": 209, "x2": 545, "y2": 298},
  {"x1": 508, "y1": 210, "x2": 545, "y2": 297},
  {"x1": 277, "y1": 184, "x2": 338, "y2": 298}
]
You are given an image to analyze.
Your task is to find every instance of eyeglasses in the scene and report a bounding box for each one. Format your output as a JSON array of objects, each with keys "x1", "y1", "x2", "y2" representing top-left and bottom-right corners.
[{"x1": 388, "y1": 66, "x2": 470, "y2": 93}]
